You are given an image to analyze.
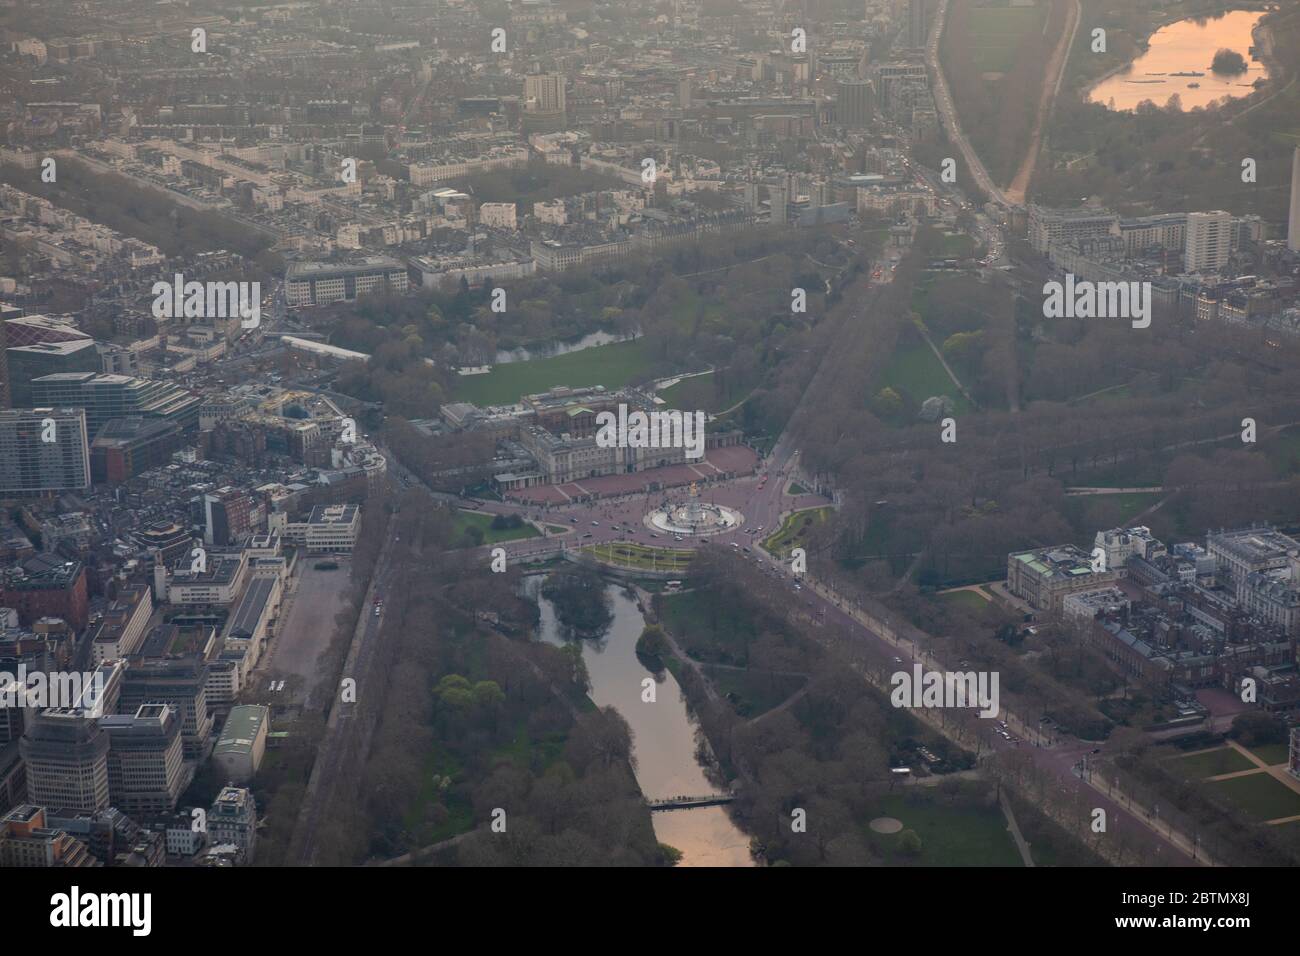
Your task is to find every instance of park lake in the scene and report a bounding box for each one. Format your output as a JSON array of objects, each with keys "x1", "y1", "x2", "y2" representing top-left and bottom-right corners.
[
  {"x1": 530, "y1": 578, "x2": 755, "y2": 866},
  {"x1": 1087, "y1": 10, "x2": 1270, "y2": 112}
]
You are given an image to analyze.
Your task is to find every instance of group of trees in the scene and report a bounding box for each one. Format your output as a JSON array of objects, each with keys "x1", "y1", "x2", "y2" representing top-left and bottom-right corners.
[
  {"x1": 663, "y1": 548, "x2": 1085, "y2": 865},
  {"x1": 313, "y1": 490, "x2": 661, "y2": 866},
  {"x1": 940, "y1": 0, "x2": 1073, "y2": 188},
  {"x1": 323, "y1": 226, "x2": 867, "y2": 429},
  {"x1": 1034, "y1": 0, "x2": 1300, "y2": 214},
  {"x1": 1, "y1": 158, "x2": 281, "y2": 267}
]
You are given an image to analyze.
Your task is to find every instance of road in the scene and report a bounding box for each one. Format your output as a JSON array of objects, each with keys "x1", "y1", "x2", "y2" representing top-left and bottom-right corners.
[
  {"x1": 288, "y1": 512, "x2": 400, "y2": 866},
  {"x1": 1004, "y1": 0, "x2": 1082, "y2": 205},
  {"x1": 927, "y1": 0, "x2": 1009, "y2": 207}
]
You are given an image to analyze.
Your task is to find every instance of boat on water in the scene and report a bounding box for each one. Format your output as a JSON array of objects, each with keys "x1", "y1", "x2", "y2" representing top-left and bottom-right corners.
[
  {"x1": 1187, "y1": 82, "x2": 1200, "y2": 88},
  {"x1": 1170, "y1": 70, "x2": 1205, "y2": 77},
  {"x1": 1125, "y1": 79, "x2": 1165, "y2": 84}
]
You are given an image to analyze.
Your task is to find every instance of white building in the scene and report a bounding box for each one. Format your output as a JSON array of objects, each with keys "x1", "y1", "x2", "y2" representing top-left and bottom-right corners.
[
  {"x1": 478, "y1": 202, "x2": 517, "y2": 230},
  {"x1": 1184, "y1": 210, "x2": 1234, "y2": 274}
]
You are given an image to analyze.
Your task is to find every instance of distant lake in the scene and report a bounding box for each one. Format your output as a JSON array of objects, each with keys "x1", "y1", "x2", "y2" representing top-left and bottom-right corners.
[
  {"x1": 1087, "y1": 10, "x2": 1270, "y2": 112},
  {"x1": 494, "y1": 329, "x2": 631, "y2": 364}
]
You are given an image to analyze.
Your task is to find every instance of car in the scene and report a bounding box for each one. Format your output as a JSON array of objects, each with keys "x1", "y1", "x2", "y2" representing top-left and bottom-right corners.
[
  {"x1": 373, "y1": 607, "x2": 381, "y2": 617},
  {"x1": 569, "y1": 517, "x2": 578, "y2": 524},
  {"x1": 650, "y1": 533, "x2": 660, "y2": 539},
  {"x1": 591, "y1": 521, "x2": 599, "y2": 527},
  {"x1": 892, "y1": 656, "x2": 903, "y2": 664},
  {"x1": 582, "y1": 533, "x2": 593, "y2": 539}
]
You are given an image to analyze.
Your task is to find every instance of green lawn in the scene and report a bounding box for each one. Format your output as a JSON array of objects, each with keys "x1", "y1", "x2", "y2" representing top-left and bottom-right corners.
[
  {"x1": 788, "y1": 482, "x2": 809, "y2": 495},
  {"x1": 1065, "y1": 491, "x2": 1162, "y2": 527},
  {"x1": 1246, "y1": 743, "x2": 1291, "y2": 767},
  {"x1": 1203, "y1": 773, "x2": 1300, "y2": 822},
  {"x1": 935, "y1": 232, "x2": 977, "y2": 258},
  {"x1": 968, "y1": 4, "x2": 1046, "y2": 74},
  {"x1": 490, "y1": 722, "x2": 569, "y2": 773},
  {"x1": 762, "y1": 507, "x2": 832, "y2": 557},
  {"x1": 880, "y1": 344, "x2": 972, "y2": 417},
  {"x1": 450, "y1": 510, "x2": 540, "y2": 546},
  {"x1": 700, "y1": 664, "x2": 805, "y2": 719},
  {"x1": 658, "y1": 371, "x2": 750, "y2": 415},
  {"x1": 453, "y1": 337, "x2": 658, "y2": 406},
  {"x1": 410, "y1": 746, "x2": 475, "y2": 845},
  {"x1": 866, "y1": 793, "x2": 1023, "y2": 866},
  {"x1": 658, "y1": 590, "x2": 760, "y2": 664},
  {"x1": 937, "y1": 589, "x2": 993, "y2": 614},
  {"x1": 580, "y1": 541, "x2": 693, "y2": 572},
  {"x1": 1165, "y1": 747, "x2": 1256, "y2": 779}
]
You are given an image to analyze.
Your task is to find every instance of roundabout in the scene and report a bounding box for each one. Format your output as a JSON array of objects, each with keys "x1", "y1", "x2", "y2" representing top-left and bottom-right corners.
[{"x1": 645, "y1": 483, "x2": 743, "y2": 537}]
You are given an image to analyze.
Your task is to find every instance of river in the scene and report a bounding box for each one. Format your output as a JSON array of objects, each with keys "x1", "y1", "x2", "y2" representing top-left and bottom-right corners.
[
  {"x1": 531, "y1": 578, "x2": 755, "y2": 866},
  {"x1": 1087, "y1": 10, "x2": 1270, "y2": 112}
]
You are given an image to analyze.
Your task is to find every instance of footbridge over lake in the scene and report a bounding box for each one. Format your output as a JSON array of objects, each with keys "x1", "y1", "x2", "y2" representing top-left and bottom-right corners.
[{"x1": 645, "y1": 792, "x2": 736, "y2": 812}]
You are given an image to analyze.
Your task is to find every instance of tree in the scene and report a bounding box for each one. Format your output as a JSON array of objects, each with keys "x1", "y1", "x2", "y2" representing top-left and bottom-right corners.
[{"x1": 898, "y1": 828, "x2": 923, "y2": 856}]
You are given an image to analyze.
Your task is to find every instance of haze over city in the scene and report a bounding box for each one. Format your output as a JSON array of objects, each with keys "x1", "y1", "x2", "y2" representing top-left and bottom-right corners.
[{"x1": 0, "y1": 0, "x2": 1297, "y2": 930}]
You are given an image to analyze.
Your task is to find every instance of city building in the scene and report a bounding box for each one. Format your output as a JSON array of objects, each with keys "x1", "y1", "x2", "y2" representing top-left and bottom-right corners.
[
  {"x1": 907, "y1": 0, "x2": 929, "y2": 49},
  {"x1": 212, "y1": 704, "x2": 269, "y2": 784},
  {"x1": 0, "y1": 805, "x2": 98, "y2": 867},
  {"x1": 478, "y1": 202, "x2": 518, "y2": 230},
  {"x1": 116, "y1": 659, "x2": 214, "y2": 760},
  {"x1": 284, "y1": 258, "x2": 409, "y2": 307},
  {"x1": 1184, "y1": 210, "x2": 1234, "y2": 274},
  {"x1": 1, "y1": 554, "x2": 89, "y2": 633},
  {"x1": 1028, "y1": 204, "x2": 1120, "y2": 255},
  {"x1": 0, "y1": 408, "x2": 90, "y2": 495},
  {"x1": 1007, "y1": 545, "x2": 1118, "y2": 614},
  {"x1": 89, "y1": 418, "x2": 185, "y2": 485},
  {"x1": 20, "y1": 709, "x2": 110, "y2": 814},
  {"x1": 5, "y1": 339, "x2": 101, "y2": 407},
  {"x1": 1289, "y1": 146, "x2": 1300, "y2": 254},
  {"x1": 29, "y1": 372, "x2": 200, "y2": 440},
  {"x1": 836, "y1": 78, "x2": 874, "y2": 128},
  {"x1": 269, "y1": 503, "x2": 360, "y2": 552},
  {"x1": 90, "y1": 585, "x2": 153, "y2": 664},
  {"x1": 208, "y1": 785, "x2": 257, "y2": 863},
  {"x1": 100, "y1": 703, "x2": 185, "y2": 815}
]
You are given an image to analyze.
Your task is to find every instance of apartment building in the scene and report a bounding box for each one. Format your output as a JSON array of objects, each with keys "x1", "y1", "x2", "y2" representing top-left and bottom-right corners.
[{"x1": 0, "y1": 408, "x2": 90, "y2": 495}]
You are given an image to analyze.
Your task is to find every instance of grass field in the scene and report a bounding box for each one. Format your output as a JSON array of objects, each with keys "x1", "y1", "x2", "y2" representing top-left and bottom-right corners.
[
  {"x1": 1246, "y1": 743, "x2": 1291, "y2": 767},
  {"x1": 1165, "y1": 747, "x2": 1256, "y2": 779},
  {"x1": 580, "y1": 541, "x2": 693, "y2": 572},
  {"x1": 866, "y1": 793, "x2": 1023, "y2": 866},
  {"x1": 1203, "y1": 773, "x2": 1300, "y2": 822},
  {"x1": 701, "y1": 664, "x2": 805, "y2": 719},
  {"x1": 937, "y1": 589, "x2": 993, "y2": 614},
  {"x1": 935, "y1": 232, "x2": 978, "y2": 258},
  {"x1": 450, "y1": 510, "x2": 540, "y2": 546},
  {"x1": 967, "y1": 3, "x2": 1046, "y2": 74},
  {"x1": 1064, "y1": 491, "x2": 1162, "y2": 527},
  {"x1": 658, "y1": 589, "x2": 759, "y2": 664},
  {"x1": 880, "y1": 344, "x2": 972, "y2": 417},
  {"x1": 658, "y1": 371, "x2": 749, "y2": 415},
  {"x1": 453, "y1": 337, "x2": 658, "y2": 406},
  {"x1": 763, "y1": 507, "x2": 832, "y2": 556}
]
